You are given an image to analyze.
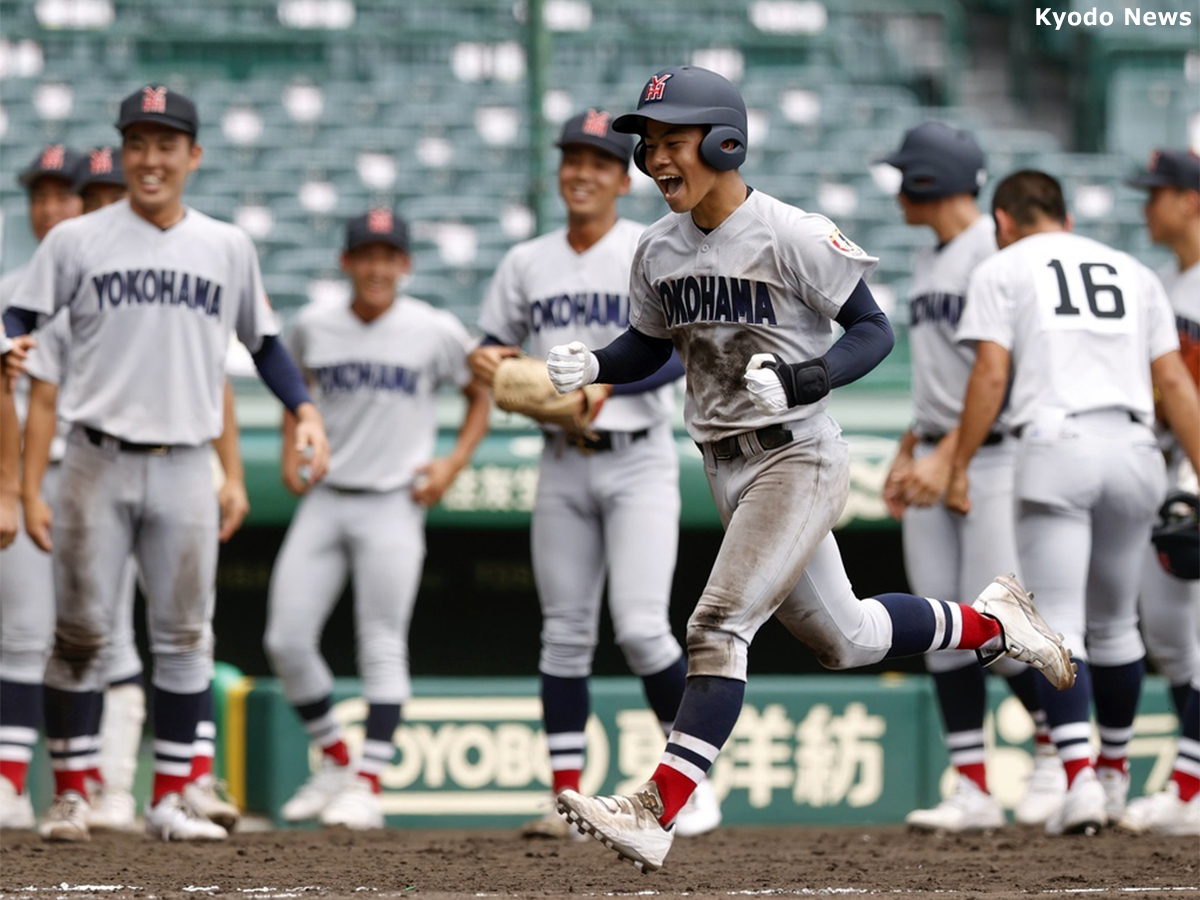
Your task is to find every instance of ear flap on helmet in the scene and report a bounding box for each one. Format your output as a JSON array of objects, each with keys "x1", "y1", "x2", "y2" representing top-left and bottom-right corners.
[
  {"x1": 633, "y1": 139, "x2": 649, "y2": 177},
  {"x1": 700, "y1": 125, "x2": 747, "y2": 171}
]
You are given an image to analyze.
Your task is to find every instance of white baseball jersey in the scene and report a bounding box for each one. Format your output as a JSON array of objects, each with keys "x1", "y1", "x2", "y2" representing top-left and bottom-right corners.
[
  {"x1": 288, "y1": 296, "x2": 472, "y2": 492},
  {"x1": 959, "y1": 231, "x2": 1178, "y2": 428},
  {"x1": 908, "y1": 215, "x2": 1003, "y2": 436},
  {"x1": 14, "y1": 199, "x2": 278, "y2": 445},
  {"x1": 479, "y1": 218, "x2": 673, "y2": 433},
  {"x1": 628, "y1": 190, "x2": 878, "y2": 443},
  {"x1": 20, "y1": 309, "x2": 71, "y2": 463}
]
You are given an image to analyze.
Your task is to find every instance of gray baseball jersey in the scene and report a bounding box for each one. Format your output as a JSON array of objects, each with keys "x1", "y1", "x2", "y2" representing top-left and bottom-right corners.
[
  {"x1": 628, "y1": 189, "x2": 878, "y2": 443},
  {"x1": 960, "y1": 231, "x2": 1178, "y2": 427},
  {"x1": 479, "y1": 219, "x2": 672, "y2": 432},
  {"x1": 15, "y1": 199, "x2": 277, "y2": 445},
  {"x1": 287, "y1": 296, "x2": 472, "y2": 492},
  {"x1": 908, "y1": 215, "x2": 1003, "y2": 436},
  {"x1": 22, "y1": 309, "x2": 72, "y2": 462}
]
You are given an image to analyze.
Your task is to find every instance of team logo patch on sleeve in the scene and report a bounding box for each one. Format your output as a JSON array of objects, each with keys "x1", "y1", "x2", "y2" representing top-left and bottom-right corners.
[{"x1": 829, "y1": 229, "x2": 865, "y2": 257}]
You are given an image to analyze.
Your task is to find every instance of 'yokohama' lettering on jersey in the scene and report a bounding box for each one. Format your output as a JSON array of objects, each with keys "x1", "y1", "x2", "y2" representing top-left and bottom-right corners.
[
  {"x1": 314, "y1": 362, "x2": 421, "y2": 395},
  {"x1": 529, "y1": 292, "x2": 628, "y2": 333},
  {"x1": 91, "y1": 269, "x2": 222, "y2": 318},
  {"x1": 909, "y1": 291, "x2": 964, "y2": 327},
  {"x1": 657, "y1": 276, "x2": 778, "y2": 327}
]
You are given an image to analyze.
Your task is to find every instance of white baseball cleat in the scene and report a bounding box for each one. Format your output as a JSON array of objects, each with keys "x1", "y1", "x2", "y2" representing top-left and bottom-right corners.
[
  {"x1": 87, "y1": 785, "x2": 139, "y2": 832},
  {"x1": 557, "y1": 782, "x2": 675, "y2": 873},
  {"x1": 319, "y1": 776, "x2": 384, "y2": 830},
  {"x1": 1117, "y1": 783, "x2": 1199, "y2": 836},
  {"x1": 1014, "y1": 744, "x2": 1066, "y2": 826},
  {"x1": 281, "y1": 758, "x2": 350, "y2": 822},
  {"x1": 185, "y1": 775, "x2": 240, "y2": 832},
  {"x1": 973, "y1": 575, "x2": 1076, "y2": 690},
  {"x1": 1096, "y1": 767, "x2": 1129, "y2": 822},
  {"x1": 40, "y1": 791, "x2": 91, "y2": 842},
  {"x1": 673, "y1": 777, "x2": 722, "y2": 837},
  {"x1": 520, "y1": 795, "x2": 589, "y2": 841},
  {"x1": 905, "y1": 775, "x2": 1006, "y2": 833},
  {"x1": 1045, "y1": 767, "x2": 1106, "y2": 836},
  {"x1": 145, "y1": 792, "x2": 227, "y2": 841},
  {"x1": 0, "y1": 776, "x2": 36, "y2": 830}
]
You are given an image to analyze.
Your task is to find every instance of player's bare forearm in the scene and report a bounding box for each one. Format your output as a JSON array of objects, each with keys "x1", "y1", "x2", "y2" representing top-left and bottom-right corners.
[
  {"x1": 292, "y1": 402, "x2": 330, "y2": 485},
  {"x1": 1, "y1": 335, "x2": 35, "y2": 390},
  {"x1": 279, "y1": 409, "x2": 308, "y2": 496},
  {"x1": 952, "y1": 344, "x2": 1009, "y2": 472},
  {"x1": 1152, "y1": 350, "x2": 1200, "y2": 475},
  {"x1": 468, "y1": 344, "x2": 519, "y2": 387},
  {"x1": 413, "y1": 381, "x2": 491, "y2": 507},
  {"x1": 907, "y1": 428, "x2": 958, "y2": 507},
  {"x1": 21, "y1": 378, "x2": 58, "y2": 552},
  {"x1": 0, "y1": 384, "x2": 19, "y2": 548}
]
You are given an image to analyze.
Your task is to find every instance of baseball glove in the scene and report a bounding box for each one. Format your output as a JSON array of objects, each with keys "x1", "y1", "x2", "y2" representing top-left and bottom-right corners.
[
  {"x1": 1151, "y1": 490, "x2": 1199, "y2": 581},
  {"x1": 492, "y1": 355, "x2": 607, "y2": 434}
]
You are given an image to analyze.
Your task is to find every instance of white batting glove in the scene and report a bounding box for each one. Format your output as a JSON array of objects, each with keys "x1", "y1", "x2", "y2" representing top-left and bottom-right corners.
[
  {"x1": 546, "y1": 341, "x2": 600, "y2": 394},
  {"x1": 744, "y1": 353, "x2": 788, "y2": 414}
]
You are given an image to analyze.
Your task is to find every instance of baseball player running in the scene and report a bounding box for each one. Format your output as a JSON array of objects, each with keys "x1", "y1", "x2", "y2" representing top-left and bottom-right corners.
[
  {"x1": 878, "y1": 123, "x2": 1064, "y2": 832},
  {"x1": 947, "y1": 170, "x2": 1200, "y2": 835},
  {"x1": 2, "y1": 85, "x2": 330, "y2": 842},
  {"x1": 469, "y1": 109, "x2": 720, "y2": 840},
  {"x1": 1117, "y1": 148, "x2": 1200, "y2": 836},
  {"x1": 543, "y1": 67, "x2": 1074, "y2": 873},
  {"x1": 265, "y1": 208, "x2": 489, "y2": 830}
]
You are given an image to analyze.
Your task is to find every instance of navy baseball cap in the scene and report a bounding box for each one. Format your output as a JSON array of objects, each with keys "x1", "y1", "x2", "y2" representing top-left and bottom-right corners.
[
  {"x1": 556, "y1": 109, "x2": 633, "y2": 164},
  {"x1": 876, "y1": 121, "x2": 986, "y2": 199},
  {"x1": 18, "y1": 144, "x2": 85, "y2": 190},
  {"x1": 116, "y1": 85, "x2": 199, "y2": 137},
  {"x1": 1126, "y1": 149, "x2": 1200, "y2": 192},
  {"x1": 73, "y1": 146, "x2": 125, "y2": 193},
  {"x1": 345, "y1": 208, "x2": 410, "y2": 253}
]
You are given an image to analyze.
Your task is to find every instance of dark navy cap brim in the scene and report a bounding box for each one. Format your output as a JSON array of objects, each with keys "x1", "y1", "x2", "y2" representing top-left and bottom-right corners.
[
  {"x1": 18, "y1": 169, "x2": 77, "y2": 189},
  {"x1": 613, "y1": 104, "x2": 742, "y2": 135},
  {"x1": 116, "y1": 113, "x2": 198, "y2": 137},
  {"x1": 345, "y1": 235, "x2": 409, "y2": 253},
  {"x1": 555, "y1": 133, "x2": 631, "y2": 163}
]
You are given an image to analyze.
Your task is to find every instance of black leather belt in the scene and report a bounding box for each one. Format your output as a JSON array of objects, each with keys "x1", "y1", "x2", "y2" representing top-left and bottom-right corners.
[
  {"x1": 706, "y1": 423, "x2": 794, "y2": 461},
  {"x1": 919, "y1": 431, "x2": 1005, "y2": 447},
  {"x1": 85, "y1": 427, "x2": 172, "y2": 455},
  {"x1": 566, "y1": 428, "x2": 650, "y2": 454},
  {"x1": 1010, "y1": 410, "x2": 1138, "y2": 438}
]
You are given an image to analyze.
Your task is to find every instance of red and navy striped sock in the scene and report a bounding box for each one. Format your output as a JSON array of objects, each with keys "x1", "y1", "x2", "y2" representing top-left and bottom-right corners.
[
  {"x1": 541, "y1": 674, "x2": 588, "y2": 794},
  {"x1": 0, "y1": 680, "x2": 43, "y2": 795},
  {"x1": 1172, "y1": 684, "x2": 1199, "y2": 802},
  {"x1": 358, "y1": 702, "x2": 400, "y2": 793},
  {"x1": 932, "y1": 663, "x2": 989, "y2": 792},
  {"x1": 45, "y1": 687, "x2": 103, "y2": 798},
  {"x1": 295, "y1": 695, "x2": 351, "y2": 767},
  {"x1": 876, "y1": 594, "x2": 1002, "y2": 658},
  {"x1": 151, "y1": 686, "x2": 204, "y2": 805},
  {"x1": 1092, "y1": 658, "x2": 1144, "y2": 775}
]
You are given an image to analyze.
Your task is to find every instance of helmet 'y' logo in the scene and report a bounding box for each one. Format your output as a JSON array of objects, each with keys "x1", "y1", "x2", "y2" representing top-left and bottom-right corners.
[
  {"x1": 90, "y1": 147, "x2": 113, "y2": 174},
  {"x1": 142, "y1": 86, "x2": 168, "y2": 114},
  {"x1": 368, "y1": 208, "x2": 393, "y2": 234},
  {"x1": 40, "y1": 144, "x2": 65, "y2": 170},
  {"x1": 582, "y1": 109, "x2": 611, "y2": 137},
  {"x1": 644, "y1": 73, "x2": 673, "y2": 102}
]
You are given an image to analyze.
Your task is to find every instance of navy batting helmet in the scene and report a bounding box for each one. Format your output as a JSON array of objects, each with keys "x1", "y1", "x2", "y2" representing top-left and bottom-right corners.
[
  {"x1": 1151, "y1": 491, "x2": 1199, "y2": 581},
  {"x1": 613, "y1": 66, "x2": 747, "y2": 176},
  {"x1": 877, "y1": 121, "x2": 986, "y2": 200}
]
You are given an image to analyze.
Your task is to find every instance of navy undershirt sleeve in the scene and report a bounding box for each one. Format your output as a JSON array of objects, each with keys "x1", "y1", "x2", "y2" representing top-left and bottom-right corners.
[
  {"x1": 2, "y1": 306, "x2": 38, "y2": 337},
  {"x1": 611, "y1": 350, "x2": 684, "y2": 396},
  {"x1": 252, "y1": 334, "x2": 313, "y2": 413},
  {"x1": 594, "y1": 327, "x2": 675, "y2": 385},
  {"x1": 479, "y1": 333, "x2": 508, "y2": 347},
  {"x1": 824, "y1": 279, "x2": 895, "y2": 388}
]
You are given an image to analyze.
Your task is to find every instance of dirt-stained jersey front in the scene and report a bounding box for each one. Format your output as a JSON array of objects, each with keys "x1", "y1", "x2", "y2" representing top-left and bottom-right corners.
[
  {"x1": 628, "y1": 189, "x2": 877, "y2": 442},
  {"x1": 15, "y1": 199, "x2": 277, "y2": 445},
  {"x1": 959, "y1": 231, "x2": 1178, "y2": 427}
]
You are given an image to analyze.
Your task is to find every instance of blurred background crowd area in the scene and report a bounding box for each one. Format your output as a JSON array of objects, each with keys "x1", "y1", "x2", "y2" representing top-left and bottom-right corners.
[{"x1": 0, "y1": 0, "x2": 1196, "y2": 398}]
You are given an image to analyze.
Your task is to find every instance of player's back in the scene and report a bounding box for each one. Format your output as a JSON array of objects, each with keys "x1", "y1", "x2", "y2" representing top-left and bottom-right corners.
[{"x1": 966, "y1": 231, "x2": 1176, "y2": 427}]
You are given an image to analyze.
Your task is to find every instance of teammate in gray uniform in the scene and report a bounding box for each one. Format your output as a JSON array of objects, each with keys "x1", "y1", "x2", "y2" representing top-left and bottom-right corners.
[
  {"x1": 265, "y1": 208, "x2": 489, "y2": 830},
  {"x1": 469, "y1": 109, "x2": 719, "y2": 840},
  {"x1": 0, "y1": 145, "x2": 86, "y2": 831},
  {"x1": 947, "y1": 170, "x2": 1200, "y2": 835},
  {"x1": 542, "y1": 67, "x2": 1074, "y2": 873},
  {"x1": 1117, "y1": 148, "x2": 1200, "y2": 836},
  {"x1": 878, "y1": 123, "x2": 1064, "y2": 832},
  {"x1": 2, "y1": 85, "x2": 330, "y2": 843}
]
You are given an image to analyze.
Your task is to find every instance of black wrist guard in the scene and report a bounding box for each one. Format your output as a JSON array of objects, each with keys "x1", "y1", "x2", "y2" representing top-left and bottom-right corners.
[{"x1": 762, "y1": 355, "x2": 831, "y2": 407}]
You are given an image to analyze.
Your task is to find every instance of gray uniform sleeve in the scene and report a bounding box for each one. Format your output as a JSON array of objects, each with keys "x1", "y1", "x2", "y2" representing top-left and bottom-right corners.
[
  {"x1": 16, "y1": 225, "x2": 82, "y2": 317},
  {"x1": 777, "y1": 213, "x2": 879, "y2": 319},
  {"x1": 435, "y1": 311, "x2": 474, "y2": 389},
  {"x1": 628, "y1": 234, "x2": 671, "y2": 339},
  {"x1": 1144, "y1": 266, "x2": 1181, "y2": 362},
  {"x1": 478, "y1": 248, "x2": 531, "y2": 346},
  {"x1": 958, "y1": 257, "x2": 1016, "y2": 349},
  {"x1": 233, "y1": 232, "x2": 280, "y2": 353}
]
